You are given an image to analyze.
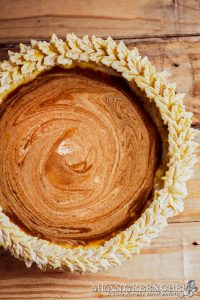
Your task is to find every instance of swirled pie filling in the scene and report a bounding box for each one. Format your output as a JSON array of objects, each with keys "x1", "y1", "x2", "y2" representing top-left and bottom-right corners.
[{"x1": 0, "y1": 67, "x2": 163, "y2": 247}]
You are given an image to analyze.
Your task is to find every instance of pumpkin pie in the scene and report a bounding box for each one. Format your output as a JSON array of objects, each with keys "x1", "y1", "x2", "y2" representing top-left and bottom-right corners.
[{"x1": 0, "y1": 34, "x2": 196, "y2": 272}]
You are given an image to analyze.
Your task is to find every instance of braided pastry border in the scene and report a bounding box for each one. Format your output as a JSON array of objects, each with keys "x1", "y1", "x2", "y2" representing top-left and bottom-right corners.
[{"x1": 0, "y1": 33, "x2": 197, "y2": 273}]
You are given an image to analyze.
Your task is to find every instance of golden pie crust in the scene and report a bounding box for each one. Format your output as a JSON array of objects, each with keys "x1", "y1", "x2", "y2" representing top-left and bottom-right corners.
[{"x1": 0, "y1": 33, "x2": 197, "y2": 272}]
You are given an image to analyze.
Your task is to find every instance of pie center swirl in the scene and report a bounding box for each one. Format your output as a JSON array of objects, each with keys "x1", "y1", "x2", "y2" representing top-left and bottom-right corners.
[{"x1": 0, "y1": 68, "x2": 160, "y2": 246}]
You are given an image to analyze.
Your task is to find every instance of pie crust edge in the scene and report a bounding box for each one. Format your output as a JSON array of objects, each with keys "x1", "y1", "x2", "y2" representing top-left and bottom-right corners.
[{"x1": 0, "y1": 33, "x2": 197, "y2": 273}]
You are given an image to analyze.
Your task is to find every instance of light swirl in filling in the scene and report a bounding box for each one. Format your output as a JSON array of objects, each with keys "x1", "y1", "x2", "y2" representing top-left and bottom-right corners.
[{"x1": 0, "y1": 68, "x2": 160, "y2": 246}]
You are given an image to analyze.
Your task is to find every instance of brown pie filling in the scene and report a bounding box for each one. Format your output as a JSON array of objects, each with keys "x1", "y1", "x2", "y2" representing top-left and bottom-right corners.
[{"x1": 0, "y1": 67, "x2": 164, "y2": 247}]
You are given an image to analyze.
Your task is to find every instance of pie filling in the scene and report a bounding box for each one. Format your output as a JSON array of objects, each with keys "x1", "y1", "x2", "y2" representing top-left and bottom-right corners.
[{"x1": 0, "y1": 67, "x2": 162, "y2": 246}]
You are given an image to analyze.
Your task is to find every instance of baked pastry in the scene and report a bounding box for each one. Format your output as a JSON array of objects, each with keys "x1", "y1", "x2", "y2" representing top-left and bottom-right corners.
[{"x1": 0, "y1": 34, "x2": 197, "y2": 272}]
